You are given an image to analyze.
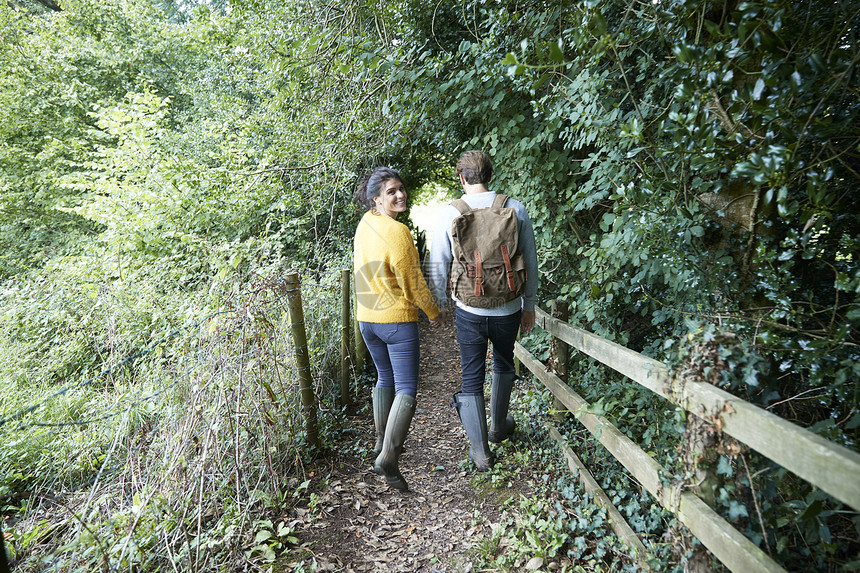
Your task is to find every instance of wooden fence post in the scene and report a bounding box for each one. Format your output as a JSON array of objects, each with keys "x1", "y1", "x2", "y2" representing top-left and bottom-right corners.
[
  {"x1": 353, "y1": 273, "x2": 367, "y2": 386},
  {"x1": 285, "y1": 273, "x2": 320, "y2": 448},
  {"x1": 340, "y1": 270, "x2": 353, "y2": 409},
  {"x1": 681, "y1": 409, "x2": 721, "y2": 573},
  {"x1": 550, "y1": 299, "x2": 569, "y2": 421},
  {"x1": 682, "y1": 411, "x2": 720, "y2": 508}
]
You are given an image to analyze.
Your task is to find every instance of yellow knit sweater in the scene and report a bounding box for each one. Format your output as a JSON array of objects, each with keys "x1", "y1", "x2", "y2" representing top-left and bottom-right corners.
[{"x1": 353, "y1": 211, "x2": 440, "y2": 323}]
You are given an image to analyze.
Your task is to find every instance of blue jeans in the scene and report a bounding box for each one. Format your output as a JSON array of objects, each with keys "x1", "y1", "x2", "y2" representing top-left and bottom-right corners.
[
  {"x1": 455, "y1": 308, "x2": 521, "y2": 395},
  {"x1": 359, "y1": 322, "x2": 419, "y2": 397}
]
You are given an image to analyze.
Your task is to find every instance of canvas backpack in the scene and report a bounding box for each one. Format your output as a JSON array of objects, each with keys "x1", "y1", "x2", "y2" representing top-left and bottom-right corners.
[{"x1": 449, "y1": 194, "x2": 527, "y2": 309}]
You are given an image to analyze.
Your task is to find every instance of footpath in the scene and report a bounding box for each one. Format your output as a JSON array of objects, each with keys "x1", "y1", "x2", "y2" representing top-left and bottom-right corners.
[{"x1": 283, "y1": 316, "x2": 577, "y2": 572}]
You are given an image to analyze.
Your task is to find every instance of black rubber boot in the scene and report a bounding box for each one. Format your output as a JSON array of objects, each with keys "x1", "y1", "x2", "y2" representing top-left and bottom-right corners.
[
  {"x1": 372, "y1": 386, "x2": 395, "y2": 454},
  {"x1": 373, "y1": 393, "x2": 416, "y2": 491},
  {"x1": 452, "y1": 392, "x2": 494, "y2": 472},
  {"x1": 488, "y1": 372, "x2": 517, "y2": 444}
]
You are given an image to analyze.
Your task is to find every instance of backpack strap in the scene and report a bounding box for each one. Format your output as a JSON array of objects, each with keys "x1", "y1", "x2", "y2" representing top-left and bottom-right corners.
[
  {"x1": 452, "y1": 198, "x2": 472, "y2": 215},
  {"x1": 474, "y1": 250, "x2": 484, "y2": 296},
  {"x1": 501, "y1": 244, "x2": 516, "y2": 291},
  {"x1": 491, "y1": 194, "x2": 510, "y2": 209}
]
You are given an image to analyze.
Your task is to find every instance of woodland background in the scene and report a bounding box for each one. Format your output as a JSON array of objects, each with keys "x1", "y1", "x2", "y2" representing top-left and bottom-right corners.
[{"x1": 0, "y1": 0, "x2": 858, "y2": 571}]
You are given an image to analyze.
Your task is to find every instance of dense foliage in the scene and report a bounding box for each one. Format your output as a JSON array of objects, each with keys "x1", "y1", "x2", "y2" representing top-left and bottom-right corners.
[
  {"x1": 368, "y1": 1, "x2": 860, "y2": 568},
  {"x1": 0, "y1": 0, "x2": 857, "y2": 570}
]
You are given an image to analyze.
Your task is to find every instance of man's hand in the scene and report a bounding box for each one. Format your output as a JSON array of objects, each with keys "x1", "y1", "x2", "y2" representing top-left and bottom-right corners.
[
  {"x1": 430, "y1": 309, "x2": 448, "y2": 327},
  {"x1": 521, "y1": 310, "x2": 535, "y2": 334}
]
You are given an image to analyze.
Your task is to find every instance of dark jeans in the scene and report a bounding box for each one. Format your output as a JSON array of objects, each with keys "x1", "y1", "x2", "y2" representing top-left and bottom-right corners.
[
  {"x1": 359, "y1": 321, "x2": 419, "y2": 397},
  {"x1": 455, "y1": 307, "x2": 521, "y2": 395}
]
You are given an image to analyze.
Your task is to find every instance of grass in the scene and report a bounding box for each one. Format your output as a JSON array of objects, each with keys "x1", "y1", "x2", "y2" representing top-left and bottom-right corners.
[{"x1": 0, "y1": 265, "x2": 346, "y2": 571}]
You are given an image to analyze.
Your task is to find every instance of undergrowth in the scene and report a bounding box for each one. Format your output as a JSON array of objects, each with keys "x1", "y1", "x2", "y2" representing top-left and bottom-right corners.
[
  {"x1": 465, "y1": 375, "x2": 676, "y2": 573},
  {"x1": 0, "y1": 254, "x2": 349, "y2": 571}
]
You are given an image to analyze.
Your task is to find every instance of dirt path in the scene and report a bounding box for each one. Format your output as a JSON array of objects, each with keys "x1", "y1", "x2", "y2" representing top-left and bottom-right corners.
[{"x1": 291, "y1": 317, "x2": 517, "y2": 572}]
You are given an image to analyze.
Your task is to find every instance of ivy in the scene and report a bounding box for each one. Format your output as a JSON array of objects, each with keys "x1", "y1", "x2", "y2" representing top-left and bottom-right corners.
[{"x1": 374, "y1": 0, "x2": 859, "y2": 569}]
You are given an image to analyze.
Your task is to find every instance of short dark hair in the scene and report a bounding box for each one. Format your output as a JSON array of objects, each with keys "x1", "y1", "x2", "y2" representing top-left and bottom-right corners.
[
  {"x1": 456, "y1": 151, "x2": 493, "y2": 185},
  {"x1": 355, "y1": 167, "x2": 401, "y2": 211}
]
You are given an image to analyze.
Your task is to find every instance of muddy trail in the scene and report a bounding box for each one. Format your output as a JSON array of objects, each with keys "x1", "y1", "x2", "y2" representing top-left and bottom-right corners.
[{"x1": 284, "y1": 316, "x2": 575, "y2": 572}]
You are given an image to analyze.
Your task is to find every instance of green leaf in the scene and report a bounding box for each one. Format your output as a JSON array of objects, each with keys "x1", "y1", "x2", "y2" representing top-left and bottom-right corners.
[
  {"x1": 799, "y1": 499, "x2": 823, "y2": 521},
  {"x1": 673, "y1": 44, "x2": 692, "y2": 63},
  {"x1": 716, "y1": 456, "x2": 733, "y2": 476},
  {"x1": 752, "y1": 78, "x2": 765, "y2": 100},
  {"x1": 261, "y1": 545, "x2": 276, "y2": 561},
  {"x1": 549, "y1": 41, "x2": 564, "y2": 63},
  {"x1": 728, "y1": 500, "x2": 748, "y2": 520}
]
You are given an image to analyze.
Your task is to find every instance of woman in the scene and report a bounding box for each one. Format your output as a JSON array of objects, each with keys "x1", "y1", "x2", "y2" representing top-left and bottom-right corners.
[{"x1": 353, "y1": 167, "x2": 444, "y2": 491}]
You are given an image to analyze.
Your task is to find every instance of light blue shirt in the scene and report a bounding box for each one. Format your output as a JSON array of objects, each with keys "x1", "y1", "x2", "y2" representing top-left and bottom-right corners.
[{"x1": 428, "y1": 191, "x2": 538, "y2": 316}]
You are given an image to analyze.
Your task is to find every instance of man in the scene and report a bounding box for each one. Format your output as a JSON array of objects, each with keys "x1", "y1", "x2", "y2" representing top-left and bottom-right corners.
[{"x1": 429, "y1": 150, "x2": 539, "y2": 471}]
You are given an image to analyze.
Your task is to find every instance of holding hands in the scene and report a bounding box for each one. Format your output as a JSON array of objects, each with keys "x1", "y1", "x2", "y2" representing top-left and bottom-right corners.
[{"x1": 429, "y1": 309, "x2": 448, "y2": 327}]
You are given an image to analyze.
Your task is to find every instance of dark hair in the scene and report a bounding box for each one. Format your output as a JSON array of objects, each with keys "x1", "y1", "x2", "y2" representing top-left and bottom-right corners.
[
  {"x1": 355, "y1": 167, "x2": 401, "y2": 211},
  {"x1": 456, "y1": 150, "x2": 493, "y2": 185}
]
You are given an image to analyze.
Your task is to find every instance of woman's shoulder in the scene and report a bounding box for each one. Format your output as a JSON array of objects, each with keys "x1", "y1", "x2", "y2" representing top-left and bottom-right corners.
[
  {"x1": 358, "y1": 212, "x2": 411, "y2": 238},
  {"x1": 371, "y1": 212, "x2": 409, "y2": 231},
  {"x1": 387, "y1": 218, "x2": 414, "y2": 244}
]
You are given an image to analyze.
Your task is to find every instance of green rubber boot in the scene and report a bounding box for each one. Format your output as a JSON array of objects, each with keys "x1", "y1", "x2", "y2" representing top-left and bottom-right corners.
[
  {"x1": 373, "y1": 393, "x2": 416, "y2": 491},
  {"x1": 488, "y1": 372, "x2": 516, "y2": 444},
  {"x1": 372, "y1": 387, "x2": 395, "y2": 454},
  {"x1": 452, "y1": 392, "x2": 494, "y2": 472}
]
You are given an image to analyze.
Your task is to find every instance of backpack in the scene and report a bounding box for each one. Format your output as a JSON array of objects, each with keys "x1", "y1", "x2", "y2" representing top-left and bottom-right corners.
[{"x1": 449, "y1": 194, "x2": 527, "y2": 309}]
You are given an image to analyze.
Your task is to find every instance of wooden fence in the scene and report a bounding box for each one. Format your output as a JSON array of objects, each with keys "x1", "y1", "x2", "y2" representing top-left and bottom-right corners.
[{"x1": 515, "y1": 305, "x2": 860, "y2": 573}]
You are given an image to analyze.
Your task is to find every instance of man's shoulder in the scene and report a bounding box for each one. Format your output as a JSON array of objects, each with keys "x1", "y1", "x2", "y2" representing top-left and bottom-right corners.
[
  {"x1": 493, "y1": 194, "x2": 531, "y2": 221},
  {"x1": 502, "y1": 195, "x2": 527, "y2": 209},
  {"x1": 434, "y1": 203, "x2": 462, "y2": 224}
]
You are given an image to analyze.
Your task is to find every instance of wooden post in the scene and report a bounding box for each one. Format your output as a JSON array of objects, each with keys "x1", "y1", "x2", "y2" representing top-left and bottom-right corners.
[
  {"x1": 682, "y1": 411, "x2": 720, "y2": 507},
  {"x1": 340, "y1": 270, "x2": 352, "y2": 409},
  {"x1": 353, "y1": 273, "x2": 367, "y2": 382},
  {"x1": 550, "y1": 299, "x2": 570, "y2": 421},
  {"x1": 285, "y1": 273, "x2": 320, "y2": 448},
  {"x1": 681, "y1": 410, "x2": 720, "y2": 573}
]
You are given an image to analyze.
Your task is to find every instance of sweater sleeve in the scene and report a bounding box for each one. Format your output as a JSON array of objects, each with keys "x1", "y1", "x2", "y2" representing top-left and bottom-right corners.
[{"x1": 393, "y1": 227, "x2": 441, "y2": 320}]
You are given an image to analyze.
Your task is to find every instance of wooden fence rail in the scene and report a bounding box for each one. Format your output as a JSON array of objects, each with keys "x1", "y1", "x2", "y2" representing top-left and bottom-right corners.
[
  {"x1": 514, "y1": 305, "x2": 860, "y2": 573},
  {"x1": 532, "y1": 307, "x2": 860, "y2": 512}
]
